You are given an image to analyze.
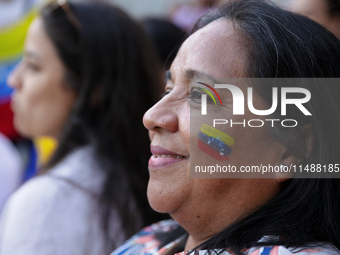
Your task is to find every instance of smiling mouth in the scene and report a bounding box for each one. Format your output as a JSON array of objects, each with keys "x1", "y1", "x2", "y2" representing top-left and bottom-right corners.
[
  {"x1": 149, "y1": 145, "x2": 188, "y2": 169},
  {"x1": 152, "y1": 155, "x2": 186, "y2": 159},
  {"x1": 148, "y1": 155, "x2": 187, "y2": 170}
]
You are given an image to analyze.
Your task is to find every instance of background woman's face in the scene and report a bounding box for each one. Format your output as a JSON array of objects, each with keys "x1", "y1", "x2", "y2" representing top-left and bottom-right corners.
[
  {"x1": 290, "y1": 0, "x2": 338, "y2": 34},
  {"x1": 143, "y1": 19, "x2": 283, "y2": 235},
  {"x1": 8, "y1": 18, "x2": 75, "y2": 139}
]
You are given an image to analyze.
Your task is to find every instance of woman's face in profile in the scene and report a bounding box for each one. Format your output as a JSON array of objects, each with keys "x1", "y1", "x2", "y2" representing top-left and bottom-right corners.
[
  {"x1": 7, "y1": 18, "x2": 75, "y2": 139},
  {"x1": 143, "y1": 19, "x2": 286, "y2": 234}
]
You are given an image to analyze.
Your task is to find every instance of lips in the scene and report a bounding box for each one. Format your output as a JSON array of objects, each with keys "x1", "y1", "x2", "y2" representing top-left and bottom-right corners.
[{"x1": 149, "y1": 145, "x2": 187, "y2": 169}]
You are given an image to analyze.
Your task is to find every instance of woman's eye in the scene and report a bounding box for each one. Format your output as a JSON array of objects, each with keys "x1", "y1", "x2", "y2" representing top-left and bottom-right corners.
[
  {"x1": 190, "y1": 89, "x2": 214, "y2": 104},
  {"x1": 190, "y1": 90, "x2": 203, "y2": 102},
  {"x1": 24, "y1": 61, "x2": 40, "y2": 72}
]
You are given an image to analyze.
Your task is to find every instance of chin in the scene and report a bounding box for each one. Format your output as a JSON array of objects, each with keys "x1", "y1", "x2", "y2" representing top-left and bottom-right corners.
[
  {"x1": 14, "y1": 121, "x2": 32, "y2": 139},
  {"x1": 14, "y1": 118, "x2": 44, "y2": 139},
  {"x1": 147, "y1": 182, "x2": 180, "y2": 214}
]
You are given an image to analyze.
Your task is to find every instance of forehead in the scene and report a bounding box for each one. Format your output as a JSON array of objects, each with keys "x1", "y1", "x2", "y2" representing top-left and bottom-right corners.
[
  {"x1": 25, "y1": 18, "x2": 57, "y2": 59},
  {"x1": 171, "y1": 18, "x2": 246, "y2": 81}
]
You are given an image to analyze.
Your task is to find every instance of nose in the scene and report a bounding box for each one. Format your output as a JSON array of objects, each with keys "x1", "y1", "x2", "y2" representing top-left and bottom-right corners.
[
  {"x1": 7, "y1": 61, "x2": 23, "y2": 90},
  {"x1": 143, "y1": 96, "x2": 179, "y2": 134}
]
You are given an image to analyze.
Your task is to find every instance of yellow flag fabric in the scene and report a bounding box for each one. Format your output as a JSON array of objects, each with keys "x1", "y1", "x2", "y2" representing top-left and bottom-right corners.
[
  {"x1": 34, "y1": 136, "x2": 58, "y2": 166},
  {"x1": 0, "y1": 8, "x2": 38, "y2": 63}
]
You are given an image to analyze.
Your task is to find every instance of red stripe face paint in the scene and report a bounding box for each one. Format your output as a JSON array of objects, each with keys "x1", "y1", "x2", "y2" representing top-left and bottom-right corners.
[{"x1": 197, "y1": 139, "x2": 229, "y2": 162}]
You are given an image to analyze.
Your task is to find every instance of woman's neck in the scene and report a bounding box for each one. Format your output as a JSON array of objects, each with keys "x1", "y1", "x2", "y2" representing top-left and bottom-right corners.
[{"x1": 184, "y1": 235, "x2": 211, "y2": 251}]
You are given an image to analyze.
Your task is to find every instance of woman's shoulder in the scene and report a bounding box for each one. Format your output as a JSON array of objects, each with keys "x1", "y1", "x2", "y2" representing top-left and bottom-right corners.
[
  {"x1": 175, "y1": 245, "x2": 339, "y2": 255},
  {"x1": 12, "y1": 146, "x2": 105, "y2": 201},
  {"x1": 49, "y1": 146, "x2": 102, "y2": 179},
  {"x1": 0, "y1": 170, "x2": 95, "y2": 226},
  {"x1": 111, "y1": 219, "x2": 185, "y2": 255},
  {"x1": 4, "y1": 146, "x2": 100, "y2": 204},
  {"x1": 2, "y1": 173, "x2": 65, "y2": 213},
  {"x1": 48, "y1": 146, "x2": 106, "y2": 194},
  {"x1": 246, "y1": 245, "x2": 340, "y2": 255},
  {"x1": 0, "y1": 146, "x2": 105, "y2": 231},
  {"x1": 111, "y1": 227, "x2": 340, "y2": 255},
  {"x1": 0, "y1": 154, "x2": 105, "y2": 254}
]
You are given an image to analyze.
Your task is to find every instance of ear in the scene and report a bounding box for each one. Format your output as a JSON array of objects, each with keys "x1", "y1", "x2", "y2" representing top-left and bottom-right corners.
[{"x1": 275, "y1": 124, "x2": 314, "y2": 183}]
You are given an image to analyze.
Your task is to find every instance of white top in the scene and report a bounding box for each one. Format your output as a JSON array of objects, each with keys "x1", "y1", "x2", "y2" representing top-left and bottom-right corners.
[
  {"x1": 0, "y1": 146, "x2": 125, "y2": 255},
  {"x1": 0, "y1": 133, "x2": 22, "y2": 217}
]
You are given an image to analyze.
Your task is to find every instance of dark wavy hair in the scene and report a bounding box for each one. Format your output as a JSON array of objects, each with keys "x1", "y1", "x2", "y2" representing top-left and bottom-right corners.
[
  {"x1": 187, "y1": 0, "x2": 340, "y2": 254},
  {"x1": 141, "y1": 18, "x2": 187, "y2": 69},
  {"x1": 40, "y1": 1, "x2": 166, "y2": 252}
]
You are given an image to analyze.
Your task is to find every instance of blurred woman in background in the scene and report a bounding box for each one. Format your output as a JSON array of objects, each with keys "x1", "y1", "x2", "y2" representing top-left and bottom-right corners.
[
  {"x1": 0, "y1": 1, "x2": 165, "y2": 254},
  {"x1": 290, "y1": 0, "x2": 340, "y2": 38}
]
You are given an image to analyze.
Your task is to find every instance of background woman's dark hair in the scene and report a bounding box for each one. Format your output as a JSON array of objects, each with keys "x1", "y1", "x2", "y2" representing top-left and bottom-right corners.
[
  {"x1": 190, "y1": 0, "x2": 340, "y2": 254},
  {"x1": 141, "y1": 18, "x2": 187, "y2": 69},
  {"x1": 41, "y1": 1, "x2": 167, "y2": 252}
]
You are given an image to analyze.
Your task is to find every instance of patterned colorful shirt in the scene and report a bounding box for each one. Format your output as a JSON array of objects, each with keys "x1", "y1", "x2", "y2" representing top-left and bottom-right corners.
[{"x1": 111, "y1": 220, "x2": 340, "y2": 255}]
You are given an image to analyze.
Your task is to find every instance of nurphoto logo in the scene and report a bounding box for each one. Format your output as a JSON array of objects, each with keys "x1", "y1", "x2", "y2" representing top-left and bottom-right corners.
[{"x1": 200, "y1": 84, "x2": 311, "y2": 128}]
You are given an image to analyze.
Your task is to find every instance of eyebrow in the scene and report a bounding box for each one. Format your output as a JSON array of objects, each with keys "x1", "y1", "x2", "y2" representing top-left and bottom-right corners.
[
  {"x1": 165, "y1": 69, "x2": 220, "y2": 84},
  {"x1": 25, "y1": 50, "x2": 41, "y2": 61}
]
